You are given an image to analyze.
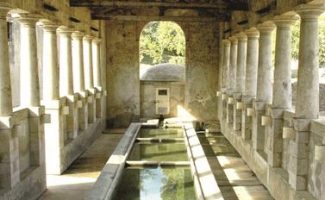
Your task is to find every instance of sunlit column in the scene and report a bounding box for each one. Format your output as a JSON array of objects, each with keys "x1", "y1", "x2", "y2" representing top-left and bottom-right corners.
[
  {"x1": 288, "y1": 4, "x2": 325, "y2": 191},
  {"x1": 38, "y1": 19, "x2": 59, "y2": 101},
  {"x1": 222, "y1": 39, "x2": 230, "y2": 91},
  {"x1": 244, "y1": 28, "x2": 259, "y2": 98},
  {"x1": 228, "y1": 36, "x2": 238, "y2": 93},
  {"x1": 256, "y1": 21, "x2": 275, "y2": 104},
  {"x1": 235, "y1": 32, "x2": 247, "y2": 94},
  {"x1": 267, "y1": 14, "x2": 298, "y2": 168},
  {"x1": 233, "y1": 32, "x2": 247, "y2": 132},
  {"x1": 241, "y1": 27, "x2": 259, "y2": 140},
  {"x1": 83, "y1": 35, "x2": 94, "y2": 90},
  {"x1": 16, "y1": 14, "x2": 40, "y2": 107},
  {"x1": 57, "y1": 26, "x2": 73, "y2": 97},
  {"x1": 272, "y1": 15, "x2": 297, "y2": 109},
  {"x1": 71, "y1": 31, "x2": 85, "y2": 93},
  {"x1": 92, "y1": 37, "x2": 101, "y2": 89},
  {"x1": 0, "y1": 6, "x2": 12, "y2": 115}
]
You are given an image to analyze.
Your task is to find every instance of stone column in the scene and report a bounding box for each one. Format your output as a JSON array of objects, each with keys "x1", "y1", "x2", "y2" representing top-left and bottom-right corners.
[
  {"x1": 17, "y1": 15, "x2": 40, "y2": 107},
  {"x1": 252, "y1": 22, "x2": 275, "y2": 154},
  {"x1": 233, "y1": 32, "x2": 247, "y2": 132},
  {"x1": 242, "y1": 27, "x2": 259, "y2": 140},
  {"x1": 218, "y1": 38, "x2": 224, "y2": 120},
  {"x1": 83, "y1": 35, "x2": 94, "y2": 91},
  {"x1": 222, "y1": 39, "x2": 230, "y2": 120},
  {"x1": 38, "y1": 19, "x2": 64, "y2": 175},
  {"x1": 267, "y1": 14, "x2": 298, "y2": 167},
  {"x1": 38, "y1": 19, "x2": 59, "y2": 101},
  {"x1": 289, "y1": 4, "x2": 324, "y2": 191},
  {"x1": 57, "y1": 26, "x2": 73, "y2": 97},
  {"x1": 57, "y1": 26, "x2": 78, "y2": 138},
  {"x1": 0, "y1": 8, "x2": 12, "y2": 116},
  {"x1": 92, "y1": 38, "x2": 101, "y2": 90},
  {"x1": 227, "y1": 36, "x2": 238, "y2": 125},
  {"x1": 71, "y1": 31, "x2": 85, "y2": 93},
  {"x1": 83, "y1": 35, "x2": 96, "y2": 123},
  {"x1": 0, "y1": 5, "x2": 18, "y2": 190},
  {"x1": 72, "y1": 31, "x2": 87, "y2": 130}
]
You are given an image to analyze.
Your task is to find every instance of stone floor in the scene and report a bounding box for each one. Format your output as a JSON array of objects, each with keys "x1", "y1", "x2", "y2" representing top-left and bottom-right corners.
[
  {"x1": 39, "y1": 129, "x2": 125, "y2": 200},
  {"x1": 199, "y1": 132, "x2": 273, "y2": 200}
]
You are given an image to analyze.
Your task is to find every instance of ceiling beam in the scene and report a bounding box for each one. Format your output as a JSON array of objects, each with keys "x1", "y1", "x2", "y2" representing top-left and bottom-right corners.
[
  {"x1": 91, "y1": 14, "x2": 228, "y2": 22},
  {"x1": 70, "y1": 0, "x2": 229, "y2": 9}
]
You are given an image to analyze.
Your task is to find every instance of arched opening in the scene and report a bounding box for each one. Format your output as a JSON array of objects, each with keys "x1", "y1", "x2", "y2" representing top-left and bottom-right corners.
[{"x1": 139, "y1": 21, "x2": 186, "y2": 119}]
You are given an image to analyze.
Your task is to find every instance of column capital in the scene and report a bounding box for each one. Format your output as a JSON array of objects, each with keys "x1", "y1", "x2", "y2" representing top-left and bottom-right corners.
[
  {"x1": 236, "y1": 32, "x2": 247, "y2": 42},
  {"x1": 229, "y1": 36, "x2": 238, "y2": 44},
  {"x1": 257, "y1": 21, "x2": 276, "y2": 33},
  {"x1": 71, "y1": 31, "x2": 84, "y2": 39},
  {"x1": 37, "y1": 19, "x2": 58, "y2": 32},
  {"x1": 222, "y1": 39, "x2": 230, "y2": 46},
  {"x1": 273, "y1": 12, "x2": 299, "y2": 27},
  {"x1": 11, "y1": 13, "x2": 40, "y2": 27},
  {"x1": 92, "y1": 37, "x2": 101, "y2": 44},
  {"x1": 57, "y1": 26, "x2": 73, "y2": 35},
  {"x1": 295, "y1": 3, "x2": 325, "y2": 19},
  {"x1": 245, "y1": 27, "x2": 259, "y2": 38},
  {"x1": 83, "y1": 34, "x2": 94, "y2": 41}
]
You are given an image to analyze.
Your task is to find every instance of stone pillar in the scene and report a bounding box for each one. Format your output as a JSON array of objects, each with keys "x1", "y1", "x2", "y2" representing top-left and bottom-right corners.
[
  {"x1": 289, "y1": 4, "x2": 324, "y2": 191},
  {"x1": 72, "y1": 31, "x2": 85, "y2": 93},
  {"x1": 57, "y1": 26, "x2": 78, "y2": 138},
  {"x1": 222, "y1": 39, "x2": 230, "y2": 121},
  {"x1": 233, "y1": 32, "x2": 247, "y2": 132},
  {"x1": 57, "y1": 26, "x2": 73, "y2": 97},
  {"x1": 38, "y1": 19, "x2": 64, "y2": 175},
  {"x1": 39, "y1": 19, "x2": 59, "y2": 101},
  {"x1": 252, "y1": 22, "x2": 275, "y2": 155},
  {"x1": 83, "y1": 35, "x2": 95, "y2": 123},
  {"x1": 83, "y1": 35, "x2": 94, "y2": 90},
  {"x1": 0, "y1": 9, "x2": 12, "y2": 116},
  {"x1": 0, "y1": 5, "x2": 18, "y2": 190},
  {"x1": 72, "y1": 31, "x2": 87, "y2": 130},
  {"x1": 241, "y1": 27, "x2": 259, "y2": 140},
  {"x1": 92, "y1": 38, "x2": 101, "y2": 90},
  {"x1": 227, "y1": 36, "x2": 238, "y2": 126},
  {"x1": 267, "y1": 14, "x2": 298, "y2": 167},
  {"x1": 17, "y1": 15, "x2": 40, "y2": 107},
  {"x1": 218, "y1": 38, "x2": 224, "y2": 120}
]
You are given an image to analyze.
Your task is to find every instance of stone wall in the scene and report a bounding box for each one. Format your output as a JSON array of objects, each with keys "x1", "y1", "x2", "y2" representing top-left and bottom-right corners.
[{"x1": 106, "y1": 20, "x2": 219, "y2": 127}]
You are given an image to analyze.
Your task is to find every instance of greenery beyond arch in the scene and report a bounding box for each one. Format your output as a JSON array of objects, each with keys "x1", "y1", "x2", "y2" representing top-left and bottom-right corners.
[{"x1": 140, "y1": 21, "x2": 185, "y2": 65}]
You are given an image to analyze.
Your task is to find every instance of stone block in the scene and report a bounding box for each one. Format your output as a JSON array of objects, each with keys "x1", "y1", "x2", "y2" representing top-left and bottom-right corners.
[
  {"x1": 0, "y1": 116, "x2": 12, "y2": 130},
  {"x1": 289, "y1": 172, "x2": 307, "y2": 191},
  {"x1": 314, "y1": 145, "x2": 325, "y2": 162},
  {"x1": 261, "y1": 115, "x2": 272, "y2": 126},
  {"x1": 293, "y1": 118, "x2": 311, "y2": 132},
  {"x1": 283, "y1": 127, "x2": 295, "y2": 139}
]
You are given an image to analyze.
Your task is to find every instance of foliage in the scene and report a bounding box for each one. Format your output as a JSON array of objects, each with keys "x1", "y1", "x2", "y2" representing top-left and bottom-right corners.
[{"x1": 140, "y1": 21, "x2": 185, "y2": 65}]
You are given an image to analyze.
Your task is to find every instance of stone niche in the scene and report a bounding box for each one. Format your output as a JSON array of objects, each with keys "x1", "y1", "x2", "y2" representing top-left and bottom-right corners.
[{"x1": 140, "y1": 63, "x2": 185, "y2": 119}]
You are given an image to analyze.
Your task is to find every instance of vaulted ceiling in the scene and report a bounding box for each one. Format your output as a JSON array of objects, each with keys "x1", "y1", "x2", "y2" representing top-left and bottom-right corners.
[{"x1": 69, "y1": 0, "x2": 250, "y2": 21}]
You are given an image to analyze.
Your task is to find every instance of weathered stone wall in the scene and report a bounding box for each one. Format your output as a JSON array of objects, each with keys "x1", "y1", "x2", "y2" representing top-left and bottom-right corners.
[
  {"x1": 140, "y1": 81, "x2": 185, "y2": 118},
  {"x1": 106, "y1": 20, "x2": 219, "y2": 127}
]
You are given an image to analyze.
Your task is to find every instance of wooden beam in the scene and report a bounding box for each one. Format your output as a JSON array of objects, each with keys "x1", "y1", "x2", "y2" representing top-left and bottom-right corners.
[
  {"x1": 70, "y1": 0, "x2": 229, "y2": 9},
  {"x1": 91, "y1": 14, "x2": 228, "y2": 22}
]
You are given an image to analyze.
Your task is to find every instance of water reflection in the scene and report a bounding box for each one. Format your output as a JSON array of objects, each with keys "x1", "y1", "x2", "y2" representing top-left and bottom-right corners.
[{"x1": 114, "y1": 167, "x2": 196, "y2": 200}]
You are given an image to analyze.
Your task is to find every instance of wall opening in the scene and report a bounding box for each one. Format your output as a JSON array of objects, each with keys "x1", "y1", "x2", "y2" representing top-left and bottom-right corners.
[{"x1": 139, "y1": 21, "x2": 186, "y2": 118}]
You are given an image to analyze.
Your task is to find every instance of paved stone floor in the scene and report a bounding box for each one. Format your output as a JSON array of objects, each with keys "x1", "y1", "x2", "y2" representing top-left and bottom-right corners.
[
  {"x1": 39, "y1": 129, "x2": 125, "y2": 200},
  {"x1": 199, "y1": 132, "x2": 273, "y2": 200}
]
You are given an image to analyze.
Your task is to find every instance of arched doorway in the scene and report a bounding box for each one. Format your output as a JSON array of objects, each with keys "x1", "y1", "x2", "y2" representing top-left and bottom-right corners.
[{"x1": 139, "y1": 21, "x2": 186, "y2": 118}]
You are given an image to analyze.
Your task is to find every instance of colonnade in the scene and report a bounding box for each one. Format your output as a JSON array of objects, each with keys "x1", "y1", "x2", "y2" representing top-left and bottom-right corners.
[
  {"x1": 218, "y1": 3, "x2": 325, "y2": 199},
  {"x1": 0, "y1": 4, "x2": 106, "y2": 199}
]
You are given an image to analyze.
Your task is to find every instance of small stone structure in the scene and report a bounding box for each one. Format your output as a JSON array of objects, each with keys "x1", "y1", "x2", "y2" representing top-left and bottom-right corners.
[{"x1": 140, "y1": 63, "x2": 185, "y2": 118}]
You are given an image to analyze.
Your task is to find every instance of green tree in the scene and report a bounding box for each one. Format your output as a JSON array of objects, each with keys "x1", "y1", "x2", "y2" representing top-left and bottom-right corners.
[{"x1": 140, "y1": 21, "x2": 185, "y2": 65}]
